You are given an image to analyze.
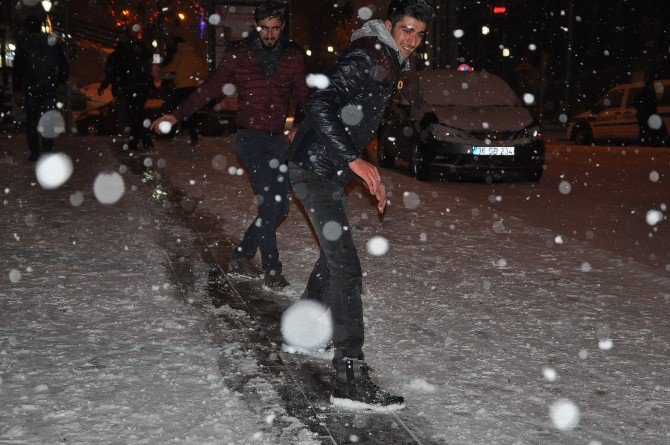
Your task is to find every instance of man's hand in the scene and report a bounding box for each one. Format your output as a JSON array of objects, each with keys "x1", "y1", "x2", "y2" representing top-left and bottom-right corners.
[
  {"x1": 349, "y1": 158, "x2": 387, "y2": 213},
  {"x1": 286, "y1": 127, "x2": 298, "y2": 144},
  {"x1": 150, "y1": 114, "x2": 178, "y2": 134}
]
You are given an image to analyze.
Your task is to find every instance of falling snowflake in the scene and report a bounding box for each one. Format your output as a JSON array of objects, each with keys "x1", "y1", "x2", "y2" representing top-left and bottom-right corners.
[
  {"x1": 281, "y1": 300, "x2": 332, "y2": 351},
  {"x1": 366, "y1": 236, "x2": 389, "y2": 256},
  {"x1": 158, "y1": 121, "x2": 173, "y2": 134},
  {"x1": 549, "y1": 399, "x2": 580, "y2": 430},
  {"x1": 646, "y1": 209, "x2": 663, "y2": 226},
  {"x1": 222, "y1": 83, "x2": 236, "y2": 96},
  {"x1": 322, "y1": 221, "x2": 343, "y2": 241},
  {"x1": 69, "y1": 191, "x2": 84, "y2": 207},
  {"x1": 357, "y1": 7, "x2": 373, "y2": 20},
  {"x1": 9, "y1": 269, "x2": 22, "y2": 283},
  {"x1": 35, "y1": 153, "x2": 73, "y2": 190},
  {"x1": 212, "y1": 155, "x2": 227, "y2": 170},
  {"x1": 559, "y1": 180, "x2": 572, "y2": 194},
  {"x1": 647, "y1": 114, "x2": 662, "y2": 130},
  {"x1": 306, "y1": 74, "x2": 330, "y2": 89},
  {"x1": 37, "y1": 110, "x2": 65, "y2": 138},
  {"x1": 402, "y1": 191, "x2": 420, "y2": 209},
  {"x1": 542, "y1": 367, "x2": 557, "y2": 382},
  {"x1": 598, "y1": 339, "x2": 613, "y2": 350},
  {"x1": 340, "y1": 104, "x2": 364, "y2": 126},
  {"x1": 93, "y1": 172, "x2": 125, "y2": 205}
]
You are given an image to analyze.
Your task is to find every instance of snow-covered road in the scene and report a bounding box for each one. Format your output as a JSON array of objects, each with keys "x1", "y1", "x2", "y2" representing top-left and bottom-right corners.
[{"x1": 2, "y1": 134, "x2": 668, "y2": 444}]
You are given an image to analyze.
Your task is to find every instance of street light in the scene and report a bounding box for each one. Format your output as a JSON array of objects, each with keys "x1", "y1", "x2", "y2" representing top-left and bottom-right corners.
[
  {"x1": 481, "y1": 25, "x2": 490, "y2": 35},
  {"x1": 327, "y1": 46, "x2": 334, "y2": 53},
  {"x1": 41, "y1": 0, "x2": 52, "y2": 12}
]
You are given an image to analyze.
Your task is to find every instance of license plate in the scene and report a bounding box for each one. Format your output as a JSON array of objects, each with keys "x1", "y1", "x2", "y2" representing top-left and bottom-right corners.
[{"x1": 473, "y1": 146, "x2": 515, "y2": 156}]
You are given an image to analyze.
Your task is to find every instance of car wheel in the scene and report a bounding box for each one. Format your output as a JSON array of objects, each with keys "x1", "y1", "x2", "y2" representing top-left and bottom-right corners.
[
  {"x1": 572, "y1": 124, "x2": 592, "y2": 145},
  {"x1": 376, "y1": 127, "x2": 397, "y2": 168},
  {"x1": 410, "y1": 141, "x2": 431, "y2": 181}
]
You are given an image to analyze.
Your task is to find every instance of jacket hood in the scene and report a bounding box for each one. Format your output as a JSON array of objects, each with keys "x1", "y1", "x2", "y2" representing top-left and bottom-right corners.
[{"x1": 351, "y1": 19, "x2": 404, "y2": 66}]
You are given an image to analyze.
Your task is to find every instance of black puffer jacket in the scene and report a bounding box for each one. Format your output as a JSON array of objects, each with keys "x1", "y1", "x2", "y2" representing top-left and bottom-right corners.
[
  {"x1": 12, "y1": 33, "x2": 68, "y2": 96},
  {"x1": 289, "y1": 34, "x2": 404, "y2": 184}
]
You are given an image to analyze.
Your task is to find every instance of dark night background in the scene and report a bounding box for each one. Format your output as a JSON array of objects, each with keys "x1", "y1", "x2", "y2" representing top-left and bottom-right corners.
[{"x1": 1, "y1": 0, "x2": 669, "y2": 122}]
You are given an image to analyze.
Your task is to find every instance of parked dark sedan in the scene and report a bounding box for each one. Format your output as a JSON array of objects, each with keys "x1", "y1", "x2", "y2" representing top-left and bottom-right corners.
[{"x1": 377, "y1": 69, "x2": 545, "y2": 182}]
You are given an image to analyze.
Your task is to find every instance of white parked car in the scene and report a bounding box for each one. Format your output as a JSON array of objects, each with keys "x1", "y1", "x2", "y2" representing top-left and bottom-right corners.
[{"x1": 567, "y1": 79, "x2": 670, "y2": 145}]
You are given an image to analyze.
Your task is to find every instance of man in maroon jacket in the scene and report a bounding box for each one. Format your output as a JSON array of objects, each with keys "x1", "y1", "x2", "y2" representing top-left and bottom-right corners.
[{"x1": 151, "y1": 1, "x2": 308, "y2": 291}]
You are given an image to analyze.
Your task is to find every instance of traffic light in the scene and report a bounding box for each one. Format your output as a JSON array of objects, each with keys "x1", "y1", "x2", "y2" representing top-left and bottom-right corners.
[{"x1": 491, "y1": 2, "x2": 508, "y2": 16}]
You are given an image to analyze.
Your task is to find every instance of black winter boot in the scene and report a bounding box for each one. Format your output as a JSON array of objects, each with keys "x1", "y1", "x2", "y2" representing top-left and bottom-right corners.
[{"x1": 330, "y1": 358, "x2": 405, "y2": 411}]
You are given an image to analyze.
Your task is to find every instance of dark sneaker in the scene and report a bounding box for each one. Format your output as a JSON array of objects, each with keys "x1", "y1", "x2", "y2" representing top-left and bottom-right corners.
[
  {"x1": 227, "y1": 258, "x2": 259, "y2": 278},
  {"x1": 330, "y1": 358, "x2": 405, "y2": 412},
  {"x1": 262, "y1": 272, "x2": 289, "y2": 291}
]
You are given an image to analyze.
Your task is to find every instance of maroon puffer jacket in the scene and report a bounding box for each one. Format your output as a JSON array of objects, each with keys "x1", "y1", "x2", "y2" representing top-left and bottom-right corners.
[{"x1": 173, "y1": 33, "x2": 308, "y2": 133}]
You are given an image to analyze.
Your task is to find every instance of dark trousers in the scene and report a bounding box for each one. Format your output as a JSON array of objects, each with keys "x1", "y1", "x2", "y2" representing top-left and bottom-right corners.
[
  {"x1": 24, "y1": 94, "x2": 56, "y2": 159},
  {"x1": 289, "y1": 164, "x2": 364, "y2": 359},
  {"x1": 235, "y1": 129, "x2": 290, "y2": 274},
  {"x1": 118, "y1": 87, "x2": 152, "y2": 149}
]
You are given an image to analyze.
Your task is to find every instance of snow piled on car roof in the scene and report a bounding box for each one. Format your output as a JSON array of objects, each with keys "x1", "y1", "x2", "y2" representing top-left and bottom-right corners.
[{"x1": 419, "y1": 70, "x2": 521, "y2": 107}]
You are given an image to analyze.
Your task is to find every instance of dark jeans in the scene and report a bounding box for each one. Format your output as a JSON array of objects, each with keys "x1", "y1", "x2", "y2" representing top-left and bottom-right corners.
[
  {"x1": 289, "y1": 164, "x2": 364, "y2": 359},
  {"x1": 235, "y1": 129, "x2": 290, "y2": 274},
  {"x1": 117, "y1": 86, "x2": 153, "y2": 149},
  {"x1": 24, "y1": 93, "x2": 56, "y2": 159}
]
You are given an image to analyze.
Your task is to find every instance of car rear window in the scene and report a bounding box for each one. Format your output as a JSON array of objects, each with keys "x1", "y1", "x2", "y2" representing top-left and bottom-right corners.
[
  {"x1": 418, "y1": 71, "x2": 520, "y2": 107},
  {"x1": 596, "y1": 89, "x2": 624, "y2": 109}
]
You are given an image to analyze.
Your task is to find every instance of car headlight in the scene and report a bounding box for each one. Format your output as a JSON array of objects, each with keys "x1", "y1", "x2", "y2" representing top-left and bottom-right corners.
[{"x1": 517, "y1": 126, "x2": 543, "y2": 140}]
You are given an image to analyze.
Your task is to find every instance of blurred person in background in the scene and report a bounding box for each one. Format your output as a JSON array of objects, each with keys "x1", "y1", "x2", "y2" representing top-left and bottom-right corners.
[
  {"x1": 12, "y1": 15, "x2": 68, "y2": 163},
  {"x1": 98, "y1": 27, "x2": 154, "y2": 151},
  {"x1": 632, "y1": 76, "x2": 667, "y2": 146},
  {"x1": 159, "y1": 35, "x2": 206, "y2": 145}
]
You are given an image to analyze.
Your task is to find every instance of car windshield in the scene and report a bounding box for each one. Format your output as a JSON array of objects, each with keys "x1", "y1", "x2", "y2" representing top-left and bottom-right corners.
[{"x1": 419, "y1": 71, "x2": 521, "y2": 107}]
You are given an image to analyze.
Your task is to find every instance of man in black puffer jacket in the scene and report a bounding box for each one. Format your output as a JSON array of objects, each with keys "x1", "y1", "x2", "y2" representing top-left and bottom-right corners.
[{"x1": 288, "y1": 0, "x2": 433, "y2": 411}]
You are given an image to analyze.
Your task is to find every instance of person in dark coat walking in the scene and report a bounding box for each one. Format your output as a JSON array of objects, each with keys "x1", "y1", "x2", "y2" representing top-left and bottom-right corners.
[
  {"x1": 98, "y1": 28, "x2": 154, "y2": 151},
  {"x1": 288, "y1": 0, "x2": 433, "y2": 410},
  {"x1": 151, "y1": 1, "x2": 308, "y2": 291},
  {"x1": 632, "y1": 78, "x2": 667, "y2": 146},
  {"x1": 159, "y1": 35, "x2": 206, "y2": 145},
  {"x1": 12, "y1": 15, "x2": 68, "y2": 162}
]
